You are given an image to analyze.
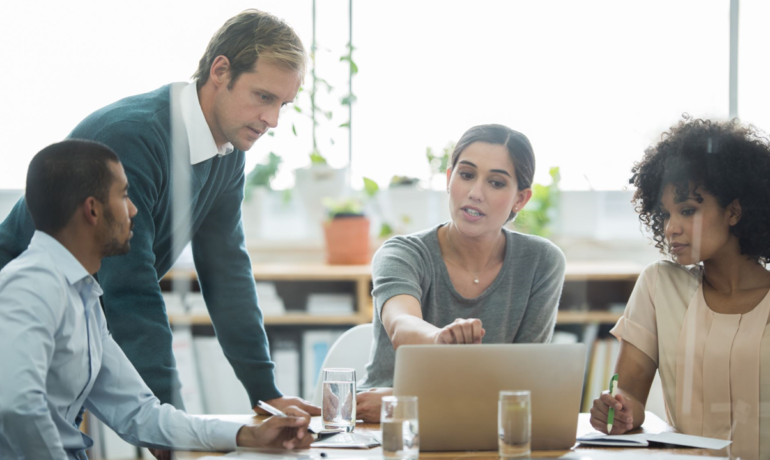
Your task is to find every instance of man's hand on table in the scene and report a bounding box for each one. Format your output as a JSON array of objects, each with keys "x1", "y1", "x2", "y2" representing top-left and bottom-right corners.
[
  {"x1": 255, "y1": 396, "x2": 321, "y2": 416},
  {"x1": 237, "y1": 406, "x2": 313, "y2": 450},
  {"x1": 356, "y1": 387, "x2": 393, "y2": 423}
]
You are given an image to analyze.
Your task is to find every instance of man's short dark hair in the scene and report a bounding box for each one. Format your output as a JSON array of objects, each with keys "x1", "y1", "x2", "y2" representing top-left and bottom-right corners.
[{"x1": 26, "y1": 139, "x2": 120, "y2": 234}]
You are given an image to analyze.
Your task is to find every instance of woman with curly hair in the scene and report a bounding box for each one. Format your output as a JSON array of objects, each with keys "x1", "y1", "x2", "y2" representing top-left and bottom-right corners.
[{"x1": 589, "y1": 117, "x2": 770, "y2": 459}]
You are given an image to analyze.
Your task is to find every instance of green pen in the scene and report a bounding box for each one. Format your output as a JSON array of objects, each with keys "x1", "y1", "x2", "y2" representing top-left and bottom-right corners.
[{"x1": 606, "y1": 373, "x2": 619, "y2": 433}]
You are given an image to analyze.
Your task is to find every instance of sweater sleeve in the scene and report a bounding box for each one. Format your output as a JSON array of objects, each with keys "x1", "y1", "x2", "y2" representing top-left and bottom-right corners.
[
  {"x1": 0, "y1": 197, "x2": 36, "y2": 271},
  {"x1": 513, "y1": 240, "x2": 566, "y2": 343},
  {"x1": 90, "y1": 121, "x2": 186, "y2": 408},
  {"x1": 191, "y1": 155, "x2": 281, "y2": 407}
]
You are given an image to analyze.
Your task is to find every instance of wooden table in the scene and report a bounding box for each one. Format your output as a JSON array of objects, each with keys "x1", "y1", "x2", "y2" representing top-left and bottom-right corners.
[{"x1": 173, "y1": 412, "x2": 730, "y2": 459}]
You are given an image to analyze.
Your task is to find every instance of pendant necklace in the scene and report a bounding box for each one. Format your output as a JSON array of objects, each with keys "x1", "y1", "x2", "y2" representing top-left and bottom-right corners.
[{"x1": 445, "y1": 227, "x2": 502, "y2": 285}]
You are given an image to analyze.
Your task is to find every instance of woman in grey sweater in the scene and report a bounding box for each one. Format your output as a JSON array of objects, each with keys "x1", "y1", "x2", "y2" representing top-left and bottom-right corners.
[{"x1": 354, "y1": 124, "x2": 567, "y2": 422}]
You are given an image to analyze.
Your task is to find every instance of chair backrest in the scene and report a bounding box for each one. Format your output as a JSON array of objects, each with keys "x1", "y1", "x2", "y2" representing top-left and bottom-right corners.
[{"x1": 311, "y1": 323, "x2": 374, "y2": 406}]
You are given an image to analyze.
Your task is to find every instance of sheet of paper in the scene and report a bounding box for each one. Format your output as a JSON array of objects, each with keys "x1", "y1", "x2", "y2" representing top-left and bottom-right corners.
[
  {"x1": 576, "y1": 433, "x2": 649, "y2": 447},
  {"x1": 311, "y1": 432, "x2": 380, "y2": 449},
  {"x1": 648, "y1": 431, "x2": 732, "y2": 449},
  {"x1": 560, "y1": 452, "x2": 728, "y2": 460}
]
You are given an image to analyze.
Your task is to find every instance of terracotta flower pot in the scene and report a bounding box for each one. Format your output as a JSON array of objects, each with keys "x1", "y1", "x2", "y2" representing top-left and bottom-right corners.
[{"x1": 323, "y1": 216, "x2": 371, "y2": 265}]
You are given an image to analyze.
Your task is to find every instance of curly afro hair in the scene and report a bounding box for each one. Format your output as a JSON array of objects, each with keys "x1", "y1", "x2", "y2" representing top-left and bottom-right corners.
[{"x1": 630, "y1": 116, "x2": 770, "y2": 264}]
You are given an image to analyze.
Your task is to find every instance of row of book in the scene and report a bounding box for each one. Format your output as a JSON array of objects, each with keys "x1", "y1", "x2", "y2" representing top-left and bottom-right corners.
[{"x1": 581, "y1": 336, "x2": 666, "y2": 419}]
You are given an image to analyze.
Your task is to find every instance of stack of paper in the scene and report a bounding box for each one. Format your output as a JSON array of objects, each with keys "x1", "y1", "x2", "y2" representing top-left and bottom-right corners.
[
  {"x1": 256, "y1": 282, "x2": 286, "y2": 316},
  {"x1": 306, "y1": 293, "x2": 354, "y2": 315}
]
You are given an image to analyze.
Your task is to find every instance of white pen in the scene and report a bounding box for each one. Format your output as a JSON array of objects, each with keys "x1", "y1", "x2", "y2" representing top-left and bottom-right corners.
[
  {"x1": 257, "y1": 400, "x2": 317, "y2": 434},
  {"x1": 257, "y1": 400, "x2": 288, "y2": 417}
]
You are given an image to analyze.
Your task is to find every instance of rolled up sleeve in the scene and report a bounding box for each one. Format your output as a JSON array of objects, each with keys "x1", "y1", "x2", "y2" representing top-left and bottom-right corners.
[{"x1": 610, "y1": 264, "x2": 660, "y2": 365}]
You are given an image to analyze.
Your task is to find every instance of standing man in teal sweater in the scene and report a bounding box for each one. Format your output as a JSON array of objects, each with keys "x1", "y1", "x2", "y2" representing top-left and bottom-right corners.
[{"x1": 0, "y1": 9, "x2": 318, "y2": 417}]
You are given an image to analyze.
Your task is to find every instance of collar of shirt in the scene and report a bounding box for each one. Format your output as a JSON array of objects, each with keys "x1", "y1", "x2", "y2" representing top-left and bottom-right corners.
[
  {"x1": 179, "y1": 81, "x2": 234, "y2": 165},
  {"x1": 30, "y1": 231, "x2": 103, "y2": 296}
]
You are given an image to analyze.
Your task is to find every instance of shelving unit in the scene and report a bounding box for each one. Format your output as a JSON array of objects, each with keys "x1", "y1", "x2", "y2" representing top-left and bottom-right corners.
[
  {"x1": 164, "y1": 261, "x2": 642, "y2": 327},
  {"x1": 160, "y1": 260, "x2": 643, "y2": 418}
]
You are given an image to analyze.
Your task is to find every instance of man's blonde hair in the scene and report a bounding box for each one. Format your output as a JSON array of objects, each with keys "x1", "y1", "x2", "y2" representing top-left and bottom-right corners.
[{"x1": 193, "y1": 9, "x2": 306, "y2": 89}]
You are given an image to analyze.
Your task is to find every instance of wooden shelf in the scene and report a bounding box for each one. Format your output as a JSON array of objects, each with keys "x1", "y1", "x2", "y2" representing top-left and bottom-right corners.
[
  {"x1": 556, "y1": 310, "x2": 622, "y2": 324},
  {"x1": 166, "y1": 261, "x2": 643, "y2": 283},
  {"x1": 163, "y1": 262, "x2": 637, "y2": 328},
  {"x1": 564, "y1": 261, "x2": 643, "y2": 282},
  {"x1": 166, "y1": 263, "x2": 372, "y2": 282},
  {"x1": 168, "y1": 312, "x2": 372, "y2": 326},
  {"x1": 169, "y1": 311, "x2": 620, "y2": 326}
]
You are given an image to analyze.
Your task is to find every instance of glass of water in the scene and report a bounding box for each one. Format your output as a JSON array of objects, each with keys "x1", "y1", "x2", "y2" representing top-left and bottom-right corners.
[
  {"x1": 322, "y1": 368, "x2": 356, "y2": 432},
  {"x1": 381, "y1": 396, "x2": 419, "y2": 460},
  {"x1": 498, "y1": 390, "x2": 531, "y2": 458}
]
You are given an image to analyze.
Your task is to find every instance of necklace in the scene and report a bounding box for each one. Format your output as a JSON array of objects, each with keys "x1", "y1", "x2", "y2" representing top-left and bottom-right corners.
[{"x1": 445, "y1": 227, "x2": 503, "y2": 284}]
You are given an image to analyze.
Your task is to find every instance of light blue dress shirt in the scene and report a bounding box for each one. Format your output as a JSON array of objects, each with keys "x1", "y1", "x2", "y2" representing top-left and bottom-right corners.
[{"x1": 0, "y1": 231, "x2": 243, "y2": 459}]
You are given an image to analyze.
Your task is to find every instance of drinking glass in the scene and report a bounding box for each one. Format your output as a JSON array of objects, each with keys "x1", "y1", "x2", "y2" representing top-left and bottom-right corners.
[
  {"x1": 322, "y1": 368, "x2": 356, "y2": 432},
  {"x1": 498, "y1": 390, "x2": 531, "y2": 458},
  {"x1": 381, "y1": 396, "x2": 419, "y2": 460}
]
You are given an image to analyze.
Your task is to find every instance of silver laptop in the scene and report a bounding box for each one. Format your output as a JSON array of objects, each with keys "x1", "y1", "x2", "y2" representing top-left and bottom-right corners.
[{"x1": 393, "y1": 344, "x2": 586, "y2": 451}]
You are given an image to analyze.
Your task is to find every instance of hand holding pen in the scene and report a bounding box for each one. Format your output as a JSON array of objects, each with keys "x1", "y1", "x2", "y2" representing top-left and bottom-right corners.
[
  {"x1": 588, "y1": 373, "x2": 635, "y2": 435},
  {"x1": 235, "y1": 401, "x2": 313, "y2": 449}
]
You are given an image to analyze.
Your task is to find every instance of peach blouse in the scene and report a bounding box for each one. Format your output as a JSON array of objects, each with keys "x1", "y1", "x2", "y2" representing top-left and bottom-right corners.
[{"x1": 610, "y1": 261, "x2": 770, "y2": 460}]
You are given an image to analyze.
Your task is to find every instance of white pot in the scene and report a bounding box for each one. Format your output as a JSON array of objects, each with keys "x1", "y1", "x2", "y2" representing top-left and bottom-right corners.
[
  {"x1": 242, "y1": 188, "x2": 308, "y2": 244},
  {"x1": 378, "y1": 187, "x2": 450, "y2": 235},
  {"x1": 241, "y1": 186, "x2": 268, "y2": 243},
  {"x1": 294, "y1": 165, "x2": 349, "y2": 240}
]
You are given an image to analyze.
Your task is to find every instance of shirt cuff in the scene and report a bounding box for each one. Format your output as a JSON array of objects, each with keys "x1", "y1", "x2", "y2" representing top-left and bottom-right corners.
[
  {"x1": 207, "y1": 419, "x2": 244, "y2": 451},
  {"x1": 610, "y1": 316, "x2": 659, "y2": 365}
]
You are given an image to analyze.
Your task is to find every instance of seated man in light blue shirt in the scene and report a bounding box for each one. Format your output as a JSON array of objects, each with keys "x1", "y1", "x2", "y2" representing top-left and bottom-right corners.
[{"x1": 0, "y1": 140, "x2": 313, "y2": 459}]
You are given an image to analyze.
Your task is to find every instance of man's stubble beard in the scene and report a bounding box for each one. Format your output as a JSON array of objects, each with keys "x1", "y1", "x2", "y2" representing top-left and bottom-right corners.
[{"x1": 101, "y1": 207, "x2": 132, "y2": 257}]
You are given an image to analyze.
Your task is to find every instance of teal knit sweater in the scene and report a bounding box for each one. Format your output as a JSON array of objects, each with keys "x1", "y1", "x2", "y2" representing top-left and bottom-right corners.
[{"x1": 0, "y1": 85, "x2": 280, "y2": 408}]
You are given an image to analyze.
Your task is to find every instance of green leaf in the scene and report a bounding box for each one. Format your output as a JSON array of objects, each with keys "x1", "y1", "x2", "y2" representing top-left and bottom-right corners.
[
  {"x1": 349, "y1": 61, "x2": 359, "y2": 75},
  {"x1": 309, "y1": 151, "x2": 328, "y2": 165},
  {"x1": 294, "y1": 106, "x2": 302, "y2": 113},
  {"x1": 379, "y1": 223, "x2": 393, "y2": 238},
  {"x1": 292, "y1": 123, "x2": 297, "y2": 136},
  {"x1": 340, "y1": 94, "x2": 358, "y2": 106},
  {"x1": 267, "y1": 131, "x2": 275, "y2": 137},
  {"x1": 245, "y1": 152, "x2": 282, "y2": 190},
  {"x1": 281, "y1": 189, "x2": 293, "y2": 206},
  {"x1": 324, "y1": 111, "x2": 333, "y2": 120},
  {"x1": 363, "y1": 177, "x2": 379, "y2": 197},
  {"x1": 339, "y1": 121, "x2": 351, "y2": 128}
]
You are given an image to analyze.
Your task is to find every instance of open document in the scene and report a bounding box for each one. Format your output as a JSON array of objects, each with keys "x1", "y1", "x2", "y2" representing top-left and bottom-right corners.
[{"x1": 577, "y1": 431, "x2": 732, "y2": 449}]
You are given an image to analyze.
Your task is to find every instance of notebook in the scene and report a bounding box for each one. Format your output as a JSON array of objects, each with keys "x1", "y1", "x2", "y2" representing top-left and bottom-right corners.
[{"x1": 577, "y1": 431, "x2": 732, "y2": 450}]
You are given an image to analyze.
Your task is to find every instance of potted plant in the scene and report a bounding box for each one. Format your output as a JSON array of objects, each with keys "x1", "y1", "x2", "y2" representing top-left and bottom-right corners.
[
  {"x1": 242, "y1": 152, "x2": 282, "y2": 242},
  {"x1": 510, "y1": 167, "x2": 560, "y2": 238},
  {"x1": 322, "y1": 197, "x2": 370, "y2": 265}
]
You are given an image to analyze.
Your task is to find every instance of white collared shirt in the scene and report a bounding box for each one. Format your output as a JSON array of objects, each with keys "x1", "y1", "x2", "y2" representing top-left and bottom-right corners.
[
  {"x1": 0, "y1": 231, "x2": 242, "y2": 459},
  {"x1": 179, "y1": 81, "x2": 234, "y2": 165}
]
